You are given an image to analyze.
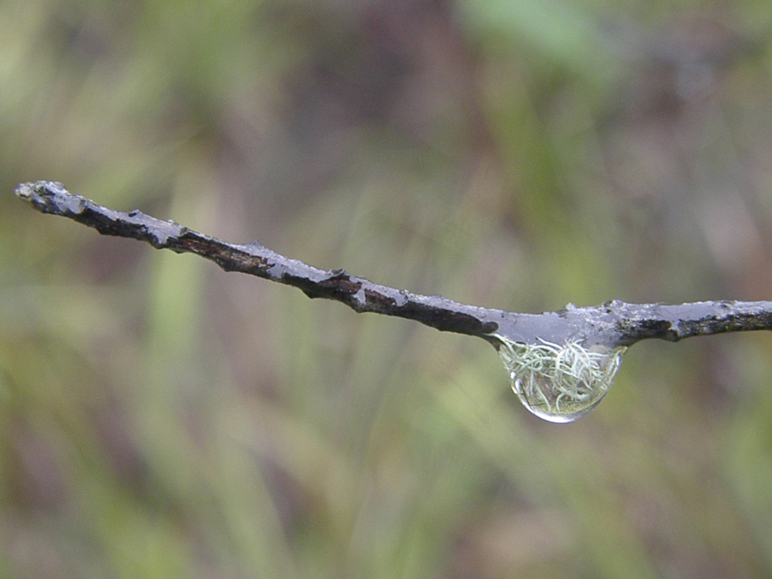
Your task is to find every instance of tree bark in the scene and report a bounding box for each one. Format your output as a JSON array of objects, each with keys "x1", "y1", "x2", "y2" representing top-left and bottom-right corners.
[{"x1": 16, "y1": 180, "x2": 772, "y2": 350}]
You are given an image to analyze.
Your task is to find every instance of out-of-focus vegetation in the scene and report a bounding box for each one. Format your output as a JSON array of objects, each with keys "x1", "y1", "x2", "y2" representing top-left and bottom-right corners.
[{"x1": 3, "y1": 0, "x2": 772, "y2": 577}]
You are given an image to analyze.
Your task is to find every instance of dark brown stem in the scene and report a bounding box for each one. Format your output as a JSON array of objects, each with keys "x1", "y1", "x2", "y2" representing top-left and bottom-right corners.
[{"x1": 15, "y1": 181, "x2": 772, "y2": 350}]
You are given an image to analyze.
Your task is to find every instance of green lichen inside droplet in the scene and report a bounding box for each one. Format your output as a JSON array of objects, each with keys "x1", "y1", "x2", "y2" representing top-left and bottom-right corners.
[{"x1": 492, "y1": 335, "x2": 627, "y2": 423}]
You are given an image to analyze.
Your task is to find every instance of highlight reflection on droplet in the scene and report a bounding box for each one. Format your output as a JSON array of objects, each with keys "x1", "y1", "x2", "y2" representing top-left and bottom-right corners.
[{"x1": 492, "y1": 336, "x2": 627, "y2": 423}]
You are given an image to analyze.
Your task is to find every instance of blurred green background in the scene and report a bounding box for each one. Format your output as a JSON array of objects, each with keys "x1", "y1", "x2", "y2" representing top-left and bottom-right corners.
[{"x1": 3, "y1": 0, "x2": 772, "y2": 577}]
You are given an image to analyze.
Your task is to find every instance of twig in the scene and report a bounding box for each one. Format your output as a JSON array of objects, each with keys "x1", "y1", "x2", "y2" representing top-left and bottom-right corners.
[{"x1": 15, "y1": 181, "x2": 772, "y2": 351}]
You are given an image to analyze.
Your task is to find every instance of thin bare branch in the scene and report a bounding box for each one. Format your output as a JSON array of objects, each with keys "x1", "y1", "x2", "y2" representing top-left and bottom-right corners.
[{"x1": 15, "y1": 180, "x2": 772, "y2": 350}]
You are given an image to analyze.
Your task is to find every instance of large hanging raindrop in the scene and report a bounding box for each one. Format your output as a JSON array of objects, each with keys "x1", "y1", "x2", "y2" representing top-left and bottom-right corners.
[{"x1": 492, "y1": 335, "x2": 627, "y2": 423}]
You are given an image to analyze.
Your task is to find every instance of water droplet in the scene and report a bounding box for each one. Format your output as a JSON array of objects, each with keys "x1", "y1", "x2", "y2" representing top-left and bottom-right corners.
[{"x1": 492, "y1": 336, "x2": 626, "y2": 423}]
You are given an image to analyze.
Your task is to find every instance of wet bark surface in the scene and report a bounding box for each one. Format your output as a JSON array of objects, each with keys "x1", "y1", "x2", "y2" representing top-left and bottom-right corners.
[{"x1": 16, "y1": 180, "x2": 772, "y2": 350}]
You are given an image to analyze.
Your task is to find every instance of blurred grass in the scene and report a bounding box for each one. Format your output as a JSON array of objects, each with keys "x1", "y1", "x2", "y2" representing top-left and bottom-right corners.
[{"x1": 3, "y1": 0, "x2": 772, "y2": 577}]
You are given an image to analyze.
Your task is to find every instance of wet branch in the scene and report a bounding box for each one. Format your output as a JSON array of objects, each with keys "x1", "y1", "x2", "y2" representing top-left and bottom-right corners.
[{"x1": 15, "y1": 181, "x2": 772, "y2": 350}]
